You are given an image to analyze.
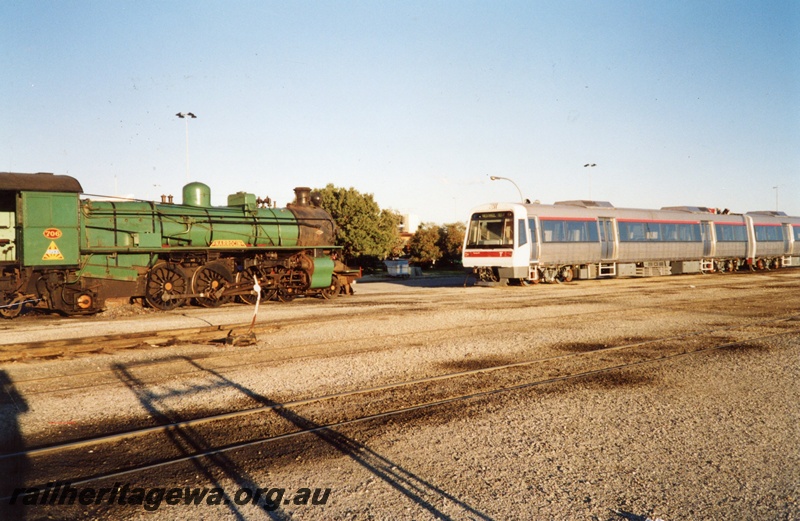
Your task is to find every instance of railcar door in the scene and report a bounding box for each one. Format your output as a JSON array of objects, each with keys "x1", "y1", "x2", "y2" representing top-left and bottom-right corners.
[
  {"x1": 744, "y1": 215, "x2": 756, "y2": 260},
  {"x1": 528, "y1": 217, "x2": 539, "y2": 262},
  {"x1": 783, "y1": 224, "x2": 793, "y2": 255},
  {"x1": 701, "y1": 221, "x2": 715, "y2": 257},
  {"x1": 598, "y1": 218, "x2": 616, "y2": 260}
]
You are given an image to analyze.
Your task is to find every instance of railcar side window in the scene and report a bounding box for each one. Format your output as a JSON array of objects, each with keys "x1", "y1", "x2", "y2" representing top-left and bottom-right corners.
[
  {"x1": 517, "y1": 219, "x2": 527, "y2": 246},
  {"x1": 682, "y1": 224, "x2": 702, "y2": 241},
  {"x1": 540, "y1": 219, "x2": 598, "y2": 242},
  {"x1": 754, "y1": 225, "x2": 783, "y2": 242},
  {"x1": 715, "y1": 223, "x2": 748, "y2": 242},
  {"x1": 465, "y1": 211, "x2": 514, "y2": 248},
  {"x1": 794, "y1": 225, "x2": 800, "y2": 241},
  {"x1": 618, "y1": 221, "x2": 701, "y2": 242},
  {"x1": 528, "y1": 218, "x2": 537, "y2": 243}
]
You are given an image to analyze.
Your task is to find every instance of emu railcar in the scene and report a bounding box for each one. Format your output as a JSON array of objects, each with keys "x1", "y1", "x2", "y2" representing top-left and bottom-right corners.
[
  {"x1": 463, "y1": 200, "x2": 799, "y2": 284},
  {"x1": 0, "y1": 172, "x2": 358, "y2": 317}
]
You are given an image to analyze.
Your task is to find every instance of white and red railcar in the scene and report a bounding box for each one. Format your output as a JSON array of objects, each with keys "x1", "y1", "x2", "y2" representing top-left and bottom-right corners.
[{"x1": 462, "y1": 200, "x2": 800, "y2": 283}]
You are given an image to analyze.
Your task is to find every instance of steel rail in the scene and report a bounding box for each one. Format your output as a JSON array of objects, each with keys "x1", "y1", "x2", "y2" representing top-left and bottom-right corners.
[
  {"x1": 5, "y1": 313, "x2": 797, "y2": 461},
  {"x1": 1, "y1": 325, "x2": 796, "y2": 503}
]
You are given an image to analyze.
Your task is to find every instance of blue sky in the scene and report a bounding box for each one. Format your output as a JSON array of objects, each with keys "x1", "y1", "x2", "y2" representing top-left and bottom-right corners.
[{"x1": 1, "y1": 1, "x2": 798, "y2": 223}]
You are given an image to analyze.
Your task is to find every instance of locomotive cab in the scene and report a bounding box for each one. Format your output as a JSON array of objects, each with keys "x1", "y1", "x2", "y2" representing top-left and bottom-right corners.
[
  {"x1": 463, "y1": 203, "x2": 533, "y2": 282},
  {"x1": 0, "y1": 192, "x2": 16, "y2": 263}
]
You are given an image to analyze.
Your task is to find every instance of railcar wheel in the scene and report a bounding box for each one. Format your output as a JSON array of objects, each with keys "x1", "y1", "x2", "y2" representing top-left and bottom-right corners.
[
  {"x1": 560, "y1": 266, "x2": 574, "y2": 282},
  {"x1": 726, "y1": 260, "x2": 737, "y2": 272},
  {"x1": 145, "y1": 263, "x2": 189, "y2": 311},
  {"x1": 477, "y1": 267, "x2": 500, "y2": 283},
  {"x1": 755, "y1": 258, "x2": 765, "y2": 270},
  {"x1": 192, "y1": 262, "x2": 234, "y2": 308},
  {"x1": 321, "y1": 276, "x2": 342, "y2": 299}
]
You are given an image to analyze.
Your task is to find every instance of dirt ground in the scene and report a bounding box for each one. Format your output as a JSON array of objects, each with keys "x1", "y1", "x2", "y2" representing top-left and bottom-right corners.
[{"x1": 1, "y1": 270, "x2": 798, "y2": 520}]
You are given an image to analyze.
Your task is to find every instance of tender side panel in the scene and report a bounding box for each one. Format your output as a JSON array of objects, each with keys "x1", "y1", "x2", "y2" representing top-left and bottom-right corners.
[{"x1": 20, "y1": 191, "x2": 80, "y2": 267}]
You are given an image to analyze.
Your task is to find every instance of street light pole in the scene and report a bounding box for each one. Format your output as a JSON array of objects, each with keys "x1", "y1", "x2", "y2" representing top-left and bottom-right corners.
[
  {"x1": 176, "y1": 112, "x2": 196, "y2": 182},
  {"x1": 489, "y1": 176, "x2": 525, "y2": 203},
  {"x1": 583, "y1": 163, "x2": 596, "y2": 199},
  {"x1": 773, "y1": 185, "x2": 779, "y2": 211}
]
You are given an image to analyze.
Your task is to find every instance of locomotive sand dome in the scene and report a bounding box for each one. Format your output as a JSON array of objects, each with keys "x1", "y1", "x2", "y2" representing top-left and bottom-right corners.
[{"x1": 0, "y1": 172, "x2": 358, "y2": 318}]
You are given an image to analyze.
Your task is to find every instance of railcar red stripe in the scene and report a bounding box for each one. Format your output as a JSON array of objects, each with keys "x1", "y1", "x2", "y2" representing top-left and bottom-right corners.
[
  {"x1": 464, "y1": 251, "x2": 513, "y2": 257},
  {"x1": 538, "y1": 217, "x2": 597, "y2": 222},
  {"x1": 616, "y1": 218, "x2": 701, "y2": 225}
]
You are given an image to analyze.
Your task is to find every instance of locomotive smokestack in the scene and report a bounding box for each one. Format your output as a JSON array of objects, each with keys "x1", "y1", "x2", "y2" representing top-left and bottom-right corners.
[{"x1": 294, "y1": 187, "x2": 311, "y2": 206}]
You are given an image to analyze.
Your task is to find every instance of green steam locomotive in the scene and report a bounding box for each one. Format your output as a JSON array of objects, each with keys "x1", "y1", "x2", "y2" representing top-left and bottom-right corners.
[{"x1": 0, "y1": 172, "x2": 358, "y2": 318}]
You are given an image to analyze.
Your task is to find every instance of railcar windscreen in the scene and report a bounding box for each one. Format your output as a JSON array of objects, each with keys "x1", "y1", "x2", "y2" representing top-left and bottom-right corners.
[{"x1": 466, "y1": 211, "x2": 514, "y2": 248}]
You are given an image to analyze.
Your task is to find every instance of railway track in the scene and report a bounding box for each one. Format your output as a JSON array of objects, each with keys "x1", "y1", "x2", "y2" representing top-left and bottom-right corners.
[
  {"x1": 3, "y1": 313, "x2": 797, "y2": 501},
  {"x1": 3, "y1": 270, "x2": 796, "y2": 365},
  {"x1": 4, "y1": 277, "x2": 796, "y2": 401}
]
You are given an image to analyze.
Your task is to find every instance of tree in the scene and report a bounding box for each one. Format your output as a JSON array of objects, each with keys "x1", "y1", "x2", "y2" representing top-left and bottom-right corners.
[
  {"x1": 315, "y1": 184, "x2": 403, "y2": 264},
  {"x1": 408, "y1": 223, "x2": 442, "y2": 266},
  {"x1": 437, "y1": 222, "x2": 466, "y2": 266}
]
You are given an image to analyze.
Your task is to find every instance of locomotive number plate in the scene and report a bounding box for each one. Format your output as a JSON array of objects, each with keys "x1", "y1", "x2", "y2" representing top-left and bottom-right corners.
[{"x1": 43, "y1": 228, "x2": 63, "y2": 239}]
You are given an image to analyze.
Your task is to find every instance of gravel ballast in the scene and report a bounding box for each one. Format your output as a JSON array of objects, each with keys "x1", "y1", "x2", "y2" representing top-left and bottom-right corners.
[{"x1": 1, "y1": 271, "x2": 798, "y2": 520}]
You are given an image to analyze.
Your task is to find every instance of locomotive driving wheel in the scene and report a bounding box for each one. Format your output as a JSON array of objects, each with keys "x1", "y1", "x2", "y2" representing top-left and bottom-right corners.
[
  {"x1": 145, "y1": 263, "x2": 189, "y2": 310},
  {"x1": 276, "y1": 287, "x2": 297, "y2": 302},
  {"x1": 192, "y1": 262, "x2": 234, "y2": 308},
  {"x1": 235, "y1": 267, "x2": 277, "y2": 305}
]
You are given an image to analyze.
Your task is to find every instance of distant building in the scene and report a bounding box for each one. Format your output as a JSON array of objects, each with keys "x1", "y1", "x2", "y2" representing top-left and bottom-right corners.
[{"x1": 399, "y1": 214, "x2": 419, "y2": 234}]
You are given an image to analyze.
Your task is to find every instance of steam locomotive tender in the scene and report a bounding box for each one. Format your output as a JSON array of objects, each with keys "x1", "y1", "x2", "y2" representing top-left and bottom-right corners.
[
  {"x1": 463, "y1": 200, "x2": 800, "y2": 284},
  {"x1": 0, "y1": 172, "x2": 358, "y2": 318}
]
